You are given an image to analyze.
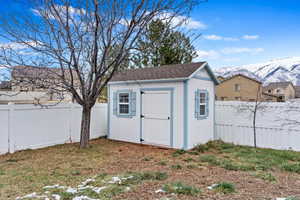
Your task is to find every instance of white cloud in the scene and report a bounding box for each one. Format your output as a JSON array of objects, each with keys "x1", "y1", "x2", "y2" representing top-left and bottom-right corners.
[
  {"x1": 243, "y1": 35, "x2": 260, "y2": 40},
  {"x1": 32, "y1": 5, "x2": 85, "y2": 20},
  {"x1": 203, "y1": 35, "x2": 222, "y2": 40},
  {"x1": 0, "y1": 41, "x2": 42, "y2": 50},
  {"x1": 196, "y1": 50, "x2": 220, "y2": 60},
  {"x1": 157, "y1": 12, "x2": 207, "y2": 30},
  {"x1": 203, "y1": 34, "x2": 239, "y2": 41},
  {"x1": 221, "y1": 47, "x2": 264, "y2": 55}
]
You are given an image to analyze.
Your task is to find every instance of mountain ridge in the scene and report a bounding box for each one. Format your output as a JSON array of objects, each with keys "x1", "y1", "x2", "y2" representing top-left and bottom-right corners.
[{"x1": 214, "y1": 57, "x2": 300, "y2": 86}]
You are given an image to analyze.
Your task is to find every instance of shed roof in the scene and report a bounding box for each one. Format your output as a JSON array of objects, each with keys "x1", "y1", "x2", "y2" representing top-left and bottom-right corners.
[{"x1": 110, "y1": 62, "x2": 218, "y2": 84}]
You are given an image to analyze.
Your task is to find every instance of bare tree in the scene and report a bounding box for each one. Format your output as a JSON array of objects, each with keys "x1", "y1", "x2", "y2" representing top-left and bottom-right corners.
[
  {"x1": 235, "y1": 85, "x2": 267, "y2": 148},
  {"x1": 0, "y1": 0, "x2": 199, "y2": 148}
]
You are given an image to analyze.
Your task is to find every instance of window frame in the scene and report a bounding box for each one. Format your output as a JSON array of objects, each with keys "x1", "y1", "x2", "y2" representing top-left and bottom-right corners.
[
  {"x1": 234, "y1": 84, "x2": 240, "y2": 92},
  {"x1": 117, "y1": 92, "x2": 131, "y2": 116},
  {"x1": 199, "y1": 92, "x2": 207, "y2": 116},
  {"x1": 195, "y1": 89, "x2": 209, "y2": 120}
]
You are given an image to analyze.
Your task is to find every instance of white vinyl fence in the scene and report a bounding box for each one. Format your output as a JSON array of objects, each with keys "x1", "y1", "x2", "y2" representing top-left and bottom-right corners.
[
  {"x1": 215, "y1": 101, "x2": 300, "y2": 151},
  {"x1": 0, "y1": 103, "x2": 107, "y2": 155}
]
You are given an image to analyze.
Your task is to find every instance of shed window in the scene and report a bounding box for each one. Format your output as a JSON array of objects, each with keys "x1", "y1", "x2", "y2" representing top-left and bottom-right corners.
[
  {"x1": 199, "y1": 93, "x2": 207, "y2": 116},
  {"x1": 118, "y1": 93, "x2": 130, "y2": 114},
  {"x1": 195, "y1": 89, "x2": 209, "y2": 119},
  {"x1": 113, "y1": 90, "x2": 137, "y2": 118}
]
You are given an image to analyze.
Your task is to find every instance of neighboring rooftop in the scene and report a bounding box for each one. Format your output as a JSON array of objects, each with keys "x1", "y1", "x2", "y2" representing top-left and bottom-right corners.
[
  {"x1": 110, "y1": 62, "x2": 207, "y2": 82},
  {"x1": 219, "y1": 74, "x2": 262, "y2": 84},
  {"x1": 263, "y1": 82, "x2": 294, "y2": 90}
]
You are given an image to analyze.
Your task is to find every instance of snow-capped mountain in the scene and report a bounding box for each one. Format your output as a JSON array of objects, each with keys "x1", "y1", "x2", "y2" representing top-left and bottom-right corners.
[{"x1": 214, "y1": 57, "x2": 300, "y2": 86}]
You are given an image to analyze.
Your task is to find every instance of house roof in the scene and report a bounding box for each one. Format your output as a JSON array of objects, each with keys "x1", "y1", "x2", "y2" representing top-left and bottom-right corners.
[
  {"x1": 220, "y1": 74, "x2": 262, "y2": 84},
  {"x1": 263, "y1": 82, "x2": 294, "y2": 90},
  {"x1": 109, "y1": 62, "x2": 219, "y2": 84},
  {"x1": 12, "y1": 66, "x2": 78, "y2": 80}
]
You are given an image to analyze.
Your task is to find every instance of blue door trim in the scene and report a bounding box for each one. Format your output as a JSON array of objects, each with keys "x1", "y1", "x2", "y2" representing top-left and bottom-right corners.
[
  {"x1": 140, "y1": 87, "x2": 174, "y2": 147},
  {"x1": 183, "y1": 80, "x2": 189, "y2": 149}
]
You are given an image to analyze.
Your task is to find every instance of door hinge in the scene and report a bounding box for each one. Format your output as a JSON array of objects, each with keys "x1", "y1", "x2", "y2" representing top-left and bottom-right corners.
[
  {"x1": 167, "y1": 117, "x2": 170, "y2": 120},
  {"x1": 140, "y1": 115, "x2": 145, "y2": 118},
  {"x1": 141, "y1": 91, "x2": 145, "y2": 95},
  {"x1": 140, "y1": 138, "x2": 144, "y2": 142}
]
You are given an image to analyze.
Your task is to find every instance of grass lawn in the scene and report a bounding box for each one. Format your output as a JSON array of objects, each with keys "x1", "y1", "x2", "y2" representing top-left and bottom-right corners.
[{"x1": 1, "y1": 139, "x2": 300, "y2": 199}]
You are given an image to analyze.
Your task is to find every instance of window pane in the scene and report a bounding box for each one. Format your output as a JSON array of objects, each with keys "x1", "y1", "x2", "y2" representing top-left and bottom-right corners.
[
  {"x1": 119, "y1": 93, "x2": 129, "y2": 103},
  {"x1": 200, "y1": 93, "x2": 206, "y2": 103},
  {"x1": 200, "y1": 105, "x2": 206, "y2": 115},
  {"x1": 119, "y1": 104, "x2": 129, "y2": 114}
]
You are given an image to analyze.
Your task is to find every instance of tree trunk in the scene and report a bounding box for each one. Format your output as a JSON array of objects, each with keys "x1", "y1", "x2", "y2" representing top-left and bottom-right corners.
[{"x1": 80, "y1": 106, "x2": 92, "y2": 148}]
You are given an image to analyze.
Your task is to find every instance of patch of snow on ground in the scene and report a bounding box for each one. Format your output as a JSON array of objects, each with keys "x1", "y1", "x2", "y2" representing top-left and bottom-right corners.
[
  {"x1": 207, "y1": 184, "x2": 219, "y2": 190},
  {"x1": 155, "y1": 189, "x2": 166, "y2": 193}
]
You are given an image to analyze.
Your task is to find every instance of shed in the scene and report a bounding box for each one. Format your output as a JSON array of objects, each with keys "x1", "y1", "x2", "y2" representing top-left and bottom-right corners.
[{"x1": 107, "y1": 62, "x2": 219, "y2": 150}]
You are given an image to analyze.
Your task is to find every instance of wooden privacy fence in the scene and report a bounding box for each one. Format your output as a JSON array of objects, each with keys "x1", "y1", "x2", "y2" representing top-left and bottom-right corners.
[
  {"x1": 0, "y1": 103, "x2": 107, "y2": 155},
  {"x1": 215, "y1": 101, "x2": 300, "y2": 151}
]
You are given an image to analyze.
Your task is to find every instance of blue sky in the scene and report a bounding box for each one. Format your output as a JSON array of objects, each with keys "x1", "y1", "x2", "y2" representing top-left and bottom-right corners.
[
  {"x1": 189, "y1": 0, "x2": 300, "y2": 68},
  {"x1": 0, "y1": 0, "x2": 299, "y2": 70}
]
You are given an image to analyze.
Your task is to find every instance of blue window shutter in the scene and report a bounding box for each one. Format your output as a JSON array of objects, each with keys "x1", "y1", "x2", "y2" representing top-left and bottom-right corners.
[
  {"x1": 195, "y1": 90, "x2": 200, "y2": 119},
  {"x1": 205, "y1": 91, "x2": 209, "y2": 117},
  {"x1": 130, "y1": 91, "x2": 137, "y2": 116},
  {"x1": 113, "y1": 92, "x2": 117, "y2": 115}
]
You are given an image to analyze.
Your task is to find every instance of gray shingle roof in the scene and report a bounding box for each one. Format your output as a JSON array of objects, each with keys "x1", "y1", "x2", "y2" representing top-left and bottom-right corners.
[{"x1": 110, "y1": 62, "x2": 206, "y2": 82}]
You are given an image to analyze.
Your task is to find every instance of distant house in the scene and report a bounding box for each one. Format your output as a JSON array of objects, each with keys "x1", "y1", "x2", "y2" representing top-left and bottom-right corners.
[
  {"x1": 263, "y1": 82, "x2": 295, "y2": 101},
  {"x1": 216, "y1": 74, "x2": 261, "y2": 101},
  {"x1": 0, "y1": 81, "x2": 11, "y2": 91},
  {"x1": 216, "y1": 74, "x2": 278, "y2": 102}
]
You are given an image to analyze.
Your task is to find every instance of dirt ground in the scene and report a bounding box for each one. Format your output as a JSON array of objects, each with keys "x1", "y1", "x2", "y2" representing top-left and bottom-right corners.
[{"x1": 0, "y1": 138, "x2": 300, "y2": 200}]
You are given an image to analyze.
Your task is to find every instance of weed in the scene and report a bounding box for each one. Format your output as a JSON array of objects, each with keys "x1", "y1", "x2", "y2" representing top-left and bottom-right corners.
[
  {"x1": 162, "y1": 182, "x2": 201, "y2": 196},
  {"x1": 281, "y1": 162, "x2": 300, "y2": 173},
  {"x1": 213, "y1": 182, "x2": 235, "y2": 194},
  {"x1": 142, "y1": 157, "x2": 153, "y2": 161},
  {"x1": 157, "y1": 161, "x2": 167, "y2": 166},
  {"x1": 0, "y1": 169, "x2": 5, "y2": 176},
  {"x1": 172, "y1": 149, "x2": 186, "y2": 157},
  {"x1": 183, "y1": 157, "x2": 194, "y2": 162},
  {"x1": 253, "y1": 172, "x2": 276, "y2": 182},
  {"x1": 171, "y1": 164, "x2": 182, "y2": 170},
  {"x1": 186, "y1": 164, "x2": 197, "y2": 169},
  {"x1": 285, "y1": 197, "x2": 299, "y2": 200},
  {"x1": 71, "y1": 170, "x2": 81, "y2": 176},
  {"x1": 187, "y1": 151, "x2": 199, "y2": 155},
  {"x1": 199, "y1": 155, "x2": 220, "y2": 165}
]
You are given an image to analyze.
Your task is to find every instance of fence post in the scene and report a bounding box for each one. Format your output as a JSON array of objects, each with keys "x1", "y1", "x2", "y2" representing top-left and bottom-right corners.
[
  {"x1": 69, "y1": 102, "x2": 74, "y2": 143},
  {"x1": 8, "y1": 102, "x2": 15, "y2": 153}
]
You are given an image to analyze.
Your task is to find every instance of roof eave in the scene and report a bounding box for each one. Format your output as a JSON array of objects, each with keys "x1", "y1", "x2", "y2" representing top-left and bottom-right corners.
[{"x1": 108, "y1": 77, "x2": 189, "y2": 85}]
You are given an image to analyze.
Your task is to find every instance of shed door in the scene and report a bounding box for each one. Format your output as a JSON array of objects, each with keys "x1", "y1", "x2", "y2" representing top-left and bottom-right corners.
[{"x1": 141, "y1": 90, "x2": 171, "y2": 146}]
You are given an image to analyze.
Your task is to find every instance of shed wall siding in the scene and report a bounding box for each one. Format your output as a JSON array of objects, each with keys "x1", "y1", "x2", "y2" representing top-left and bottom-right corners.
[
  {"x1": 109, "y1": 82, "x2": 184, "y2": 149},
  {"x1": 188, "y1": 77, "x2": 215, "y2": 149}
]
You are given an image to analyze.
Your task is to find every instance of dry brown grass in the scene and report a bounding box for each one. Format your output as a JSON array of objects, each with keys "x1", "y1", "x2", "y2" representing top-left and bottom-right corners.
[{"x1": 1, "y1": 139, "x2": 300, "y2": 200}]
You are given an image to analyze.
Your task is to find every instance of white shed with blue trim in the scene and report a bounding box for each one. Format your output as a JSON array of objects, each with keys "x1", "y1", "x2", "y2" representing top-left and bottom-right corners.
[{"x1": 107, "y1": 62, "x2": 219, "y2": 150}]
